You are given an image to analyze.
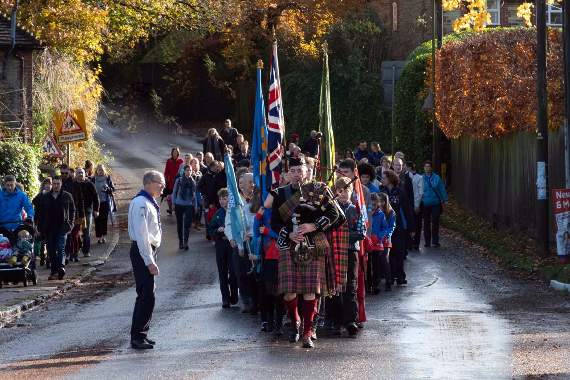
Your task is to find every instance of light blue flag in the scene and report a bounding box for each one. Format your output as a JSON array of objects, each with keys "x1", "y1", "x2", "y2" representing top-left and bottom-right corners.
[
  {"x1": 251, "y1": 60, "x2": 268, "y2": 200},
  {"x1": 224, "y1": 153, "x2": 245, "y2": 250}
]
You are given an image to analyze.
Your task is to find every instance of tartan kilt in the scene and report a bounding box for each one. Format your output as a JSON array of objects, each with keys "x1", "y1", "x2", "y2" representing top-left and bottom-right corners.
[{"x1": 278, "y1": 249, "x2": 327, "y2": 295}]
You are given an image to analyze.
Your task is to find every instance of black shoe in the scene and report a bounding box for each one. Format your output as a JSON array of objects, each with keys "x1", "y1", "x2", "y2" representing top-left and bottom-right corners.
[
  {"x1": 222, "y1": 303, "x2": 230, "y2": 309},
  {"x1": 167, "y1": 209, "x2": 173, "y2": 215},
  {"x1": 288, "y1": 321, "x2": 300, "y2": 343},
  {"x1": 65, "y1": 258, "x2": 69, "y2": 265},
  {"x1": 144, "y1": 337, "x2": 156, "y2": 345},
  {"x1": 356, "y1": 322, "x2": 364, "y2": 329},
  {"x1": 397, "y1": 279, "x2": 408, "y2": 285},
  {"x1": 230, "y1": 296, "x2": 238, "y2": 305},
  {"x1": 179, "y1": 242, "x2": 184, "y2": 250},
  {"x1": 302, "y1": 336, "x2": 314, "y2": 348},
  {"x1": 433, "y1": 243, "x2": 441, "y2": 247},
  {"x1": 58, "y1": 267, "x2": 65, "y2": 280},
  {"x1": 346, "y1": 322, "x2": 359, "y2": 336},
  {"x1": 131, "y1": 339, "x2": 153, "y2": 349},
  {"x1": 424, "y1": 243, "x2": 431, "y2": 248},
  {"x1": 184, "y1": 245, "x2": 189, "y2": 251}
]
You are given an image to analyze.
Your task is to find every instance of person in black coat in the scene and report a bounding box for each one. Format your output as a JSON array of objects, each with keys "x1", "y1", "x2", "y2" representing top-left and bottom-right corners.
[
  {"x1": 198, "y1": 161, "x2": 221, "y2": 209},
  {"x1": 380, "y1": 170, "x2": 414, "y2": 285},
  {"x1": 219, "y1": 119, "x2": 239, "y2": 150},
  {"x1": 301, "y1": 130, "x2": 321, "y2": 159},
  {"x1": 202, "y1": 128, "x2": 226, "y2": 161},
  {"x1": 36, "y1": 176, "x2": 75, "y2": 280}
]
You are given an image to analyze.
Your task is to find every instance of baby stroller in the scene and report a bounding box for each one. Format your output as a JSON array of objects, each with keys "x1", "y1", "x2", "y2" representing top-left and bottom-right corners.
[{"x1": 0, "y1": 221, "x2": 38, "y2": 287}]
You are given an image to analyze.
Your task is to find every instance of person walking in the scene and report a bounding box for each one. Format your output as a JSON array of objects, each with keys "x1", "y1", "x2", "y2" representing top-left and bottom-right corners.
[
  {"x1": 33, "y1": 177, "x2": 53, "y2": 267},
  {"x1": 71, "y1": 168, "x2": 99, "y2": 260},
  {"x1": 408, "y1": 162, "x2": 424, "y2": 250},
  {"x1": 164, "y1": 147, "x2": 183, "y2": 216},
  {"x1": 422, "y1": 161, "x2": 448, "y2": 248},
  {"x1": 92, "y1": 164, "x2": 115, "y2": 244},
  {"x1": 208, "y1": 188, "x2": 239, "y2": 308},
  {"x1": 36, "y1": 176, "x2": 75, "y2": 280},
  {"x1": 172, "y1": 165, "x2": 196, "y2": 250},
  {"x1": 202, "y1": 128, "x2": 226, "y2": 161},
  {"x1": 128, "y1": 170, "x2": 164, "y2": 350},
  {"x1": 380, "y1": 170, "x2": 413, "y2": 285}
]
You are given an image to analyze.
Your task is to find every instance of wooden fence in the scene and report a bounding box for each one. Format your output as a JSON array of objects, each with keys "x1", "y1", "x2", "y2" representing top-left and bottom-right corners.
[{"x1": 450, "y1": 127, "x2": 565, "y2": 240}]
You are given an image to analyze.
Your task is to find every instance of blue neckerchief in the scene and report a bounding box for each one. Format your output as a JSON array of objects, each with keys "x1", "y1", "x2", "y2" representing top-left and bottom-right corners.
[{"x1": 135, "y1": 190, "x2": 161, "y2": 230}]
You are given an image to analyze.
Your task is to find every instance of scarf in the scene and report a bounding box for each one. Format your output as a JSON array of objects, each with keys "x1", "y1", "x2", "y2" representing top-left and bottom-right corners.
[{"x1": 135, "y1": 190, "x2": 161, "y2": 230}]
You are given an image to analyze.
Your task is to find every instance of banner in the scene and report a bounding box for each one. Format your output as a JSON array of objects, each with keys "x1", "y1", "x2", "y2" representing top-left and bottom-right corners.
[
  {"x1": 54, "y1": 109, "x2": 87, "y2": 143},
  {"x1": 553, "y1": 188, "x2": 570, "y2": 257}
]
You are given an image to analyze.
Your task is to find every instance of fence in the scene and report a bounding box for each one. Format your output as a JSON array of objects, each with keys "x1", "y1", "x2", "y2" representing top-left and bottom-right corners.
[{"x1": 450, "y1": 127, "x2": 565, "y2": 240}]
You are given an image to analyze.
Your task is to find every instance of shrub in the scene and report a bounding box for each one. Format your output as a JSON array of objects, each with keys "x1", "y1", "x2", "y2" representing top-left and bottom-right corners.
[
  {"x1": 435, "y1": 27, "x2": 563, "y2": 139},
  {"x1": 0, "y1": 141, "x2": 40, "y2": 197}
]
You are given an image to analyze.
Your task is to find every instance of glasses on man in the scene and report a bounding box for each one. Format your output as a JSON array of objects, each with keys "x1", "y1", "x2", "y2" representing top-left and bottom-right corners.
[{"x1": 152, "y1": 180, "x2": 166, "y2": 187}]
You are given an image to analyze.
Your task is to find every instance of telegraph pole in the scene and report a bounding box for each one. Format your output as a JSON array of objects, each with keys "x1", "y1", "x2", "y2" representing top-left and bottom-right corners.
[
  {"x1": 432, "y1": 0, "x2": 443, "y2": 172},
  {"x1": 536, "y1": 0, "x2": 550, "y2": 256}
]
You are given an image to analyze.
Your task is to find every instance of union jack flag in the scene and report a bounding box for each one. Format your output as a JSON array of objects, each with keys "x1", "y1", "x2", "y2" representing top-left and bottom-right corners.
[{"x1": 267, "y1": 40, "x2": 285, "y2": 187}]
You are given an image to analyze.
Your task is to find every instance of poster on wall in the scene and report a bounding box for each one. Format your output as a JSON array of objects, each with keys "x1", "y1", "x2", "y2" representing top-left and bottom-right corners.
[{"x1": 552, "y1": 188, "x2": 570, "y2": 258}]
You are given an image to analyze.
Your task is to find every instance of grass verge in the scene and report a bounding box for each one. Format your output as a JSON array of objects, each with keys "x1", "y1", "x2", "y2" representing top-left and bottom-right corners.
[{"x1": 442, "y1": 196, "x2": 570, "y2": 284}]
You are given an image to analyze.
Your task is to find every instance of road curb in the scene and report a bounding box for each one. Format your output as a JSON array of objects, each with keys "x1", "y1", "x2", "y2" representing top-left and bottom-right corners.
[
  {"x1": 0, "y1": 227, "x2": 121, "y2": 326},
  {"x1": 550, "y1": 280, "x2": 570, "y2": 293}
]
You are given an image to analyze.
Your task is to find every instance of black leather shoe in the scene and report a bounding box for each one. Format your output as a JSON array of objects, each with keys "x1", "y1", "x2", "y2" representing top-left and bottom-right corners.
[
  {"x1": 346, "y1": 322, "x2": 359, "y2": 336},
  {"x1": 131, "y1": 339, "x2": 153, "y2": 349},
  {"x1": 144, "y1": 337, "x2": 156, "y2": 345},
  {"x1": 58, "y1": 267, "x2": 66, "y2": 280},
  {"x1": 288, "y1": 321, "x2": 300, "y2": 343},
  {"x1": 302, "y1": 336, "x2": 314, "y2": 348}
]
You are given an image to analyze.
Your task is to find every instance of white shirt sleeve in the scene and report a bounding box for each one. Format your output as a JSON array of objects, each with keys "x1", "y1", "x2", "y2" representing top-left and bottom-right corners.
[
  {"x1": 133, "y1": 205, "x2": 157, "y2": 267},
  {"x1": 224, "y1": 210, "x2": 233, "y2": 242}
]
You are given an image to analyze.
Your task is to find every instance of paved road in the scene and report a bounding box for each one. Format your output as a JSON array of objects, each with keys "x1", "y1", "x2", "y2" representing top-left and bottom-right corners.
[{"x1": 1, "y1": 123, "x2": 570, "y2": 379}]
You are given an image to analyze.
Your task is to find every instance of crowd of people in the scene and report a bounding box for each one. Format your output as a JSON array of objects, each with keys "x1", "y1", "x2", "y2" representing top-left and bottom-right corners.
[
  {"x1": 156, "y1": 120, "x2": 448, "y2": 349},
  {"x1": 0, "y1": 160, "x2": 116, "y2": 280}
]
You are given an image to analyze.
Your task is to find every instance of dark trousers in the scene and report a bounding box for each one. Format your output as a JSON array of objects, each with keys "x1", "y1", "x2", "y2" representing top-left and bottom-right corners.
[
  {"x1": 46, "y1": 232, "x2": 67, "y2": 274},
  {"x1": 390, "y1": 229, "x2": 406, "y2": 282},
  {"x1": 413, "y1": 205, "x2": 423, "y2": 248},
  {"x1": 327, "y1": 250, "x2": 358, "y2": 326},
  {"x1": 215, "y1": 239, "x2": 238, "y2": 304},
  {"x1": 174, "y1": 205, "x2": 194, "y2": 245},
  {"x1": 232, "y1": 247, "x2": 252, "y2": 306},
  {"x1": 423, "y1": 204, "x2": 442, "y2": 245},
  {"x1": 130, "y1": 242, "x2": 156, "y2": 341},
  {"x1": 260, "y1": 284, "x2": 285, "y2": 326},
  {"x1": 368, "y1": 249, "x2": 391, "y2": 290},
  {"x1": 95, "y1": 201, "x2": 110, "y2": 238},
  {"x1": 81, "y1": 210, "x2": 93, "y2": 255}
]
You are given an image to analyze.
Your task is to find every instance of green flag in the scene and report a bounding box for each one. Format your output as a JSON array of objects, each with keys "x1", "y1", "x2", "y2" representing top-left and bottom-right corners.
[{"x1": 318, "y1": 43, "x2": 335, "y2": 187}]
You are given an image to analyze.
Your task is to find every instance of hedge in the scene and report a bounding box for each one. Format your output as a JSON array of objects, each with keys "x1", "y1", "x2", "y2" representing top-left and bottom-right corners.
[
  {"x1": 0, "y1": 141, "x2": 41, "y2": 197},
  {"x1": 435, "y1": 27, "x2": 563, "y2": 139}
]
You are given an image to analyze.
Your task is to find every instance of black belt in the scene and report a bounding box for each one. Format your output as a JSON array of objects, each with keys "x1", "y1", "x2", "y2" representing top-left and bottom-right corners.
[{"x1": 131, "y1": 240, "x2": 158, "y2": 251}]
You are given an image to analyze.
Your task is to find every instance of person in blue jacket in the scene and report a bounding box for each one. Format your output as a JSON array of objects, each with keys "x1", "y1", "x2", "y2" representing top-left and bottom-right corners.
[
  {"x1": 421, "y1": 160, "x2": 448, "y2": 247},
  {"x1": 0, "y1": 175, "x2": 34, "y2": 240},
  {"x1": 369, "y1": 192, "x2": 396, "y2": 294}
]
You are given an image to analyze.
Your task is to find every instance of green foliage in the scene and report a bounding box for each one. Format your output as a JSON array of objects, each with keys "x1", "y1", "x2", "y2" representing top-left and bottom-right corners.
[
  {"x1": 0, "y1": 142, "x2": 41, "y2": 197},
  {"x1": 282, "y1": 11, "x2": 387, "y2": 151}
]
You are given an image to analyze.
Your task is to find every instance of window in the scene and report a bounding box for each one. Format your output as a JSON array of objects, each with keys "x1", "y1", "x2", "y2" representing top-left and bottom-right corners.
[
  {"x1": 547, "y1": 4, "x2": 562, "y2": 26},
  {"x1": 486, "y1": 0, "x2": 501, "y2": 25}
]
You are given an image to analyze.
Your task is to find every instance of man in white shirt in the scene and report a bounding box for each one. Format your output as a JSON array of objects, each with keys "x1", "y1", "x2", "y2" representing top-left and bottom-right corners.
[
  {"x1": 407, "y1": 162, "x2": 424, "y2": 250},
  {"x1": 128, "y1": 170, "x2": 164, "y2": 349}
]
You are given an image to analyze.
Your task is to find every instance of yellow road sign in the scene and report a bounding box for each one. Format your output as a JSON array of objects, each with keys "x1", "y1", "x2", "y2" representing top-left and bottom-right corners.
[{"x1": 54, "y1": 109, "x2": 87, "y2": 143}]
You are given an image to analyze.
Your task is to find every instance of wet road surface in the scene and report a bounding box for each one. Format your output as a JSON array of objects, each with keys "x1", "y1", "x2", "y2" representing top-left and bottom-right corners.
[{"x1": 1, "y1": 124, "x2": 570, "y2": 379}]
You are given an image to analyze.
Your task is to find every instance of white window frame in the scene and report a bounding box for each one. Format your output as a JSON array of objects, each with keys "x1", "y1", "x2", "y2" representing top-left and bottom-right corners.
[
  {"x1": 547, "y1": 4, "x2": 562, "y2": 27},
  {"x1": 486, "y1": 0, "x2": 501, "y2": 26}
]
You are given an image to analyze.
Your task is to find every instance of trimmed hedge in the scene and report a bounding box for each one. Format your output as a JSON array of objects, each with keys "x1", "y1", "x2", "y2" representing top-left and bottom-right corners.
[
  {"x1": 0, "y1": 141, "x2": 41, "y2": 197},
  {"x1": 436, "y1": 27, "x2": 563, "y2": 139}
]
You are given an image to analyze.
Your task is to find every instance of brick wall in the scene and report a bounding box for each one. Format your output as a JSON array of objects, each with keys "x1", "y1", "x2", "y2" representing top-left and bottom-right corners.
[
  {"x1": 369, "y1": 0, "x2": 433, "y2": 60},
  {"x1": 0, "y1": 49, "x2": 33, "y2": 142}
]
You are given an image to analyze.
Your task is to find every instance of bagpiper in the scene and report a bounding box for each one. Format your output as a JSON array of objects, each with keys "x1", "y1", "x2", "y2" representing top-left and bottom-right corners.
[{"x1": 270, "y1": 155, "x2": 345, "y2": 348}]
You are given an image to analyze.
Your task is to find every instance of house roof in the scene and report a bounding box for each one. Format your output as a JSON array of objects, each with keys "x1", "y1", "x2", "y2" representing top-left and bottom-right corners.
[{"x1": 0, "y1": 12, "x2": 42, "y2": 49}]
